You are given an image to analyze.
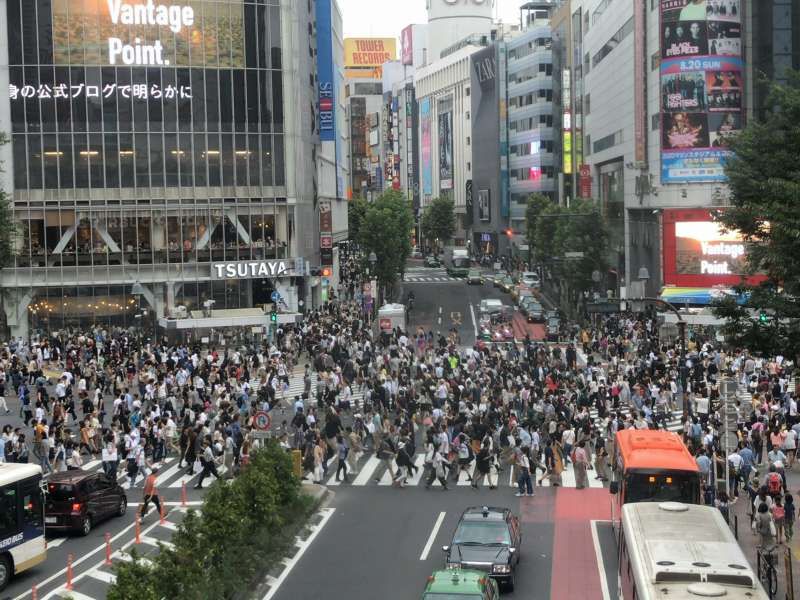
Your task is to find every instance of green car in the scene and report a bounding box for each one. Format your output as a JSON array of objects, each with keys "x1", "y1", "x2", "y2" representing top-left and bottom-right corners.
[{"x1": 422, "y1": 569, "x2": 500, "y2": 600}]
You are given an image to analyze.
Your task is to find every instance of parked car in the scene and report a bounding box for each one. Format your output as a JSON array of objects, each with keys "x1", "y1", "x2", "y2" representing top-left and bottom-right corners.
[
  {"x1": 45, "y1": 472, "x2": 128, "y2": 536},
  {"x1": 424, "y1": 256, "x2": 442, "y2": 268},
  {"x1": 521, "y1": 271, "x2": 541, "y2": 288},
  {"x1": 443, "y1": 506, "x2": 522, "y2": 591},
  {"x1": 466, "y1": 269, "x2": 484, "y2": 285}
]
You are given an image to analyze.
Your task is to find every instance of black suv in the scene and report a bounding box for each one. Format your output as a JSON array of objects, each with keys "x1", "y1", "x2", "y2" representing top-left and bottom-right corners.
[
  {"x1": 45, "y1": 472, "x2": 128, "y2": 536},
  {"x1": 442, "y1": 506, "x2": 522, "y2": 592}
]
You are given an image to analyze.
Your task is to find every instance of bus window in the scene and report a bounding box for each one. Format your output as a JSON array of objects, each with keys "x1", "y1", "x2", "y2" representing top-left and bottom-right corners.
[
  {"x1": 0, "y1": 487, "x2": 18, "y2": 536},
  {"x1": 20, "y1": 480, "x2": 42, "y2": 530},
  {"x1": 624, "y1": 472, "x2": 700, "y2": 504}
]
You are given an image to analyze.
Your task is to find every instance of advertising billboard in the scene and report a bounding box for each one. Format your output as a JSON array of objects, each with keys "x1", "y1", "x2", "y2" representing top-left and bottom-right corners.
[
  {"x1": 316, "y1": 0, "x2": 335, "y2": 142},
  {"x1": 420, "y1": 97, "x2": 432, "y2": 197},
  {"x1": 659, "y1": 0, "x2": 743, "y2": 184},
  {"x1": 52, "y1": 0, "x2": 246, "y2": 68},
  {"x1": 401, "y1": 25, "x2": 414, "y2": 66},
  {"x1": 438, "y1": 96, "x2": 454, "y2": 191},
  {"x1": 662, "y1": 208, "x2": 763, "y2": 287},
  {"x1": 344, "y1": 38, "x2": 396, "y2": 68}
]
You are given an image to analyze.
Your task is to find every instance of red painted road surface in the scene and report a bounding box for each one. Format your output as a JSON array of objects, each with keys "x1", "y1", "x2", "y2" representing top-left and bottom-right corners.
[
  {"x1": 521, "y1": 487, "x2": 612, "y2": 600},
  {"x1": 511, "y1": 312, "x2": 546, "y2": 341}
]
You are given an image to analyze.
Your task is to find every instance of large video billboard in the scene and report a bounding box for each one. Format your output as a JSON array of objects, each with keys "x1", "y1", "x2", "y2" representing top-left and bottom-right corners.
[
  {"x1": 52, "y1": 0, "x2": 246, "y2": 68},
  {"x1": 662, "y1": 208, "x2": 764, "y2": 287},
  {"x1": 420, "y1": 97, "x2": 432, "y2": 196},
  {"x1": 659, "y1": 0, "x2": 743, "y2": 184},
  {"x1": 438, "y1": 96, "x2": 453, "y2": 192}
]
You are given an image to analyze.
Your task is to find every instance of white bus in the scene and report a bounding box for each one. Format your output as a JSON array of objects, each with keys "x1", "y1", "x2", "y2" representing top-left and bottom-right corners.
[
  {"x1": 0, "y1": 464, "x2": 46, "y2": 591},
  {"x1": 618, "y1": 502, "x2": 769, "y2": 600}
]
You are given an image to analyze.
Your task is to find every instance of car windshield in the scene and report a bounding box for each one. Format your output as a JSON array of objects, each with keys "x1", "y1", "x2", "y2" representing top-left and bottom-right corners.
[
  {"x1": 468, "y1": 270, "x2": 480, "y2": 276},
  {"x1": 453, "y1": 521, "x2": 511, "y2": 545},
  {"x1": 424, "y1": 594, "x2": 484, "y2": 599}
]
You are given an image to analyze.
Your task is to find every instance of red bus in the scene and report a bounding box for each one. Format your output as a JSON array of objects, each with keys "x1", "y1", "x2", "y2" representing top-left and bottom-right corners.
[{"x1": 610, "y1": 430, "x2": 701, "y2": 529}]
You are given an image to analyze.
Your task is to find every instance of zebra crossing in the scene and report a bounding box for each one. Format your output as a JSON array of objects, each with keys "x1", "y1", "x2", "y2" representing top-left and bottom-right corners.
[
  {"x1": 248, "y1": 370, "x2": 367, "y2": 412},
  {"x1": 403, "y1": 275, "x2": 463, "y2": 283}
]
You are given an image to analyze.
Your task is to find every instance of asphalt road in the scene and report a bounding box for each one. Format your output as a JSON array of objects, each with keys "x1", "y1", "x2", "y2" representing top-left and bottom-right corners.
[
  {"x1": 271, "y1": 485, "x2": 620, "y2": 600},
  {"x1": 404, "y1": 271, "x2": 536, "y2": 347}
]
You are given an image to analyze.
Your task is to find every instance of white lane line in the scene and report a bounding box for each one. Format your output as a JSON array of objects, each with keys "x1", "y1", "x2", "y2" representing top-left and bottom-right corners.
[
  {"x1": 456, "y1": 463, "x2": 475, "y2": 486},
  {"x1": 262, "y1": 508, "x2": 336, "y2": 600},
  {"x1": 155, "y1": 462, "x2": 184, "y2": 487},
  {"x1": 591, "y1": 520, "x2": 613, "y2": 600},
  {"x1": 589, "y1": 467, "x2": 605, "y2": 489},
  {"x1": 419, "y1": 511, "x2": 447, "y2": 561},
  {"x1": 561, "y1": 462, "x2": 576, "y2": 488},
  {"x1": 25, "y1": 507, "x2": 163, "y2": 600},
  {"x1": 352, "y1": 455, "x2": 381, "y2": 486},
  {"x1": 439, "y1": 306, "x2": 443, "y2": 314},
  {"x1": 87, "y1": 569, "x2": 116, "y2": 584},
  {"x1": 47, "y1": 538, "x2": 67, "y2": 548},
  {"x1": 470, "y1": 304, "x2": 478, "y2": 338}
]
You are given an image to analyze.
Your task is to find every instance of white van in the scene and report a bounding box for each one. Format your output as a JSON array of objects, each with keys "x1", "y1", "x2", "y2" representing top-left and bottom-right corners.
[{"x1": 479, "y1": 299, "x2": 504, "y2": 315}]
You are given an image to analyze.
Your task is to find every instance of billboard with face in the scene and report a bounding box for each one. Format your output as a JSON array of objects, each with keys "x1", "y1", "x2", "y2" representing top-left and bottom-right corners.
[{"x1": 659, "y1": 0, "x2": 743, "y2": 183}]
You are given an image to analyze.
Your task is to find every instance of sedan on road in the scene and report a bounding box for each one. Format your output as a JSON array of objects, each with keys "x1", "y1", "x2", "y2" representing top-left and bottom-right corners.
[
  {"x1": 466, "y1": 269, "x2": 484, "y2": 285},
  {"x1": 520, "y1": 298, "x2": 544, "y2": 323},
  {"x1": 490, "y1": 273, "x2": 506, "y2": 288},
  {"x1": 425, "y1": 256, "x2": 442, "y2": 268},
  {"x1": 497, "y1": 276, "x2": 515, "y2": 293},
  {"x1": 443, "y1": 506, "x2": 522, "y2": 592}
]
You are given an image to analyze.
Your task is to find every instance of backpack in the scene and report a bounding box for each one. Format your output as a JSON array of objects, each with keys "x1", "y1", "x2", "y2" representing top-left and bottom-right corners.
[
  {"x1": 773, "y1": 505, "x2": 786, "y2": 520},
  {"x1": 767, "y1": 472, "x2": 782, "y2": 495}
]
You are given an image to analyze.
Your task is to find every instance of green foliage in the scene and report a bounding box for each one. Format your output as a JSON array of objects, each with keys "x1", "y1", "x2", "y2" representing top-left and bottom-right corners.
[
  {"x1": 712, "y1": 70, "x2": 800, "y2": 358},
  {"x1": 107, "y1": 441, "x2": 315, "y2": 600},
  {"x1": 524, "y1": 195, "x2": 607, "y2": 296},
  {"x1": 420, "y1": 197, "x2": 456, "y2": 247},
  {"x1": 348, "y1": 197, "x2": 368, "y2": 243},
  {"x1": 358, "y1": 190, "x2": 414, "y2": 289},
  {"x1": 0, "y1": 133, "x2": 16, "y2": 268}
]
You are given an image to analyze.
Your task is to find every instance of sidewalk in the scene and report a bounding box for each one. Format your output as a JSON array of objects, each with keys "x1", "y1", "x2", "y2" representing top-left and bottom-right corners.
[{"x1": 731, "y1": 469, "x2": 800, "y2": 598}]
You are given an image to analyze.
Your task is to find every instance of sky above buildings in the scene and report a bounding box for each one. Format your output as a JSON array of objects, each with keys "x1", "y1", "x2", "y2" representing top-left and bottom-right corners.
[{"x1": 339, "y1": 0, "x2": 528, "y2": 39}]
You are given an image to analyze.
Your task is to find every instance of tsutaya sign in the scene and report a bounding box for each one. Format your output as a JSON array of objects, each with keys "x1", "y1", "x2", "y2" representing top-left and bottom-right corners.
[
  {"x1": 213, "y1": 260, "x2": 299, "y2": 280},
  {"x1": 107, "y1": 0, "x2": 195, "y2": 66}
]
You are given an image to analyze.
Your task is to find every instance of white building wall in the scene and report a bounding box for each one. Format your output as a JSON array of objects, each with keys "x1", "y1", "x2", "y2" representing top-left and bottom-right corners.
[
  {"x1": 427, "y1": 0, "x2": 495, "y2": 63},
  {"x1": 414, "y1": 46, "x2": 478, "y2": 220}
]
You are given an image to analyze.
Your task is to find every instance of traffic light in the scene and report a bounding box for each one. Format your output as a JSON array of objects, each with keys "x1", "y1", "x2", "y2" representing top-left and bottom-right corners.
[
  {"x1": 321, "y1": 267, "x2": 332, "y2": 278},
  {"x1": 270, "y1": 310, "x2": 277, "y2": 323},
  {"x1": 759, "y1": 311, "x2": 768, "y2": 324},
  {"x1": 505, "y1": 229, "x2": 514, "y2": 238}
]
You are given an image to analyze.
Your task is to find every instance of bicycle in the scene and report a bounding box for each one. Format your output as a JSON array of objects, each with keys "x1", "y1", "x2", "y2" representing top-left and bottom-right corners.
[{"x1": 757, "y1": 546, "x2": 778, "y2": 599}]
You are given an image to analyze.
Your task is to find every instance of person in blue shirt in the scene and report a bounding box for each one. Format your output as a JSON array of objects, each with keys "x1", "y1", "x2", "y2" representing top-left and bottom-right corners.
[{"x1": 738, "y1": 443, "x2": 755, "y2": 484}]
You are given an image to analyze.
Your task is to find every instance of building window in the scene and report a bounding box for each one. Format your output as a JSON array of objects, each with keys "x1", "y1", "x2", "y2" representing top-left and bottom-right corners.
[
  {"x1": 593, "y1": 129, "x2": 623, "y2": 154},
  {"x1": 585, "y1": 93, "x2": 591, "y2": 114},
  {"x1": 592, "y1": 17, "x2": 634, "y2": 68},
  {"x1": 651, "y1": 51, "x2": 660, "y2": 71},
  {"x1": 652, "y1": 113, "x2": 660, "y2": 130},
  {"x1": 466, "y1": 136, "x2": 471, "y2": 145}
]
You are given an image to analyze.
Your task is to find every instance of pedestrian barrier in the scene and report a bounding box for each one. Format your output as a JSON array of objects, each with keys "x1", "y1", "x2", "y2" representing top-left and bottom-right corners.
[
  {"x1": 135, "y1": 513, "x2": 141, "y2": 544},
  {"x1": 181, "y1": 481, "x2": 188, "y2": 507},
  {"x1": 31, "y1": 584, "x2": 37, "y2": 600},
  {"x1": 160, "y1": 504, "x2": 166, "y2": 525},
  {"x1": 65, "y1": 554, "x2": 74, "y2": 591},
  {"x1": 784, "y1": 545, "x2": 795, "y2": 600}
]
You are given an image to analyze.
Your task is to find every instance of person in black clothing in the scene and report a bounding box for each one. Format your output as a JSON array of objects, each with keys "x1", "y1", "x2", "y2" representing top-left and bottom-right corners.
[{"x1": 472, "y1": 441, "x2": 495, "y2": 489}]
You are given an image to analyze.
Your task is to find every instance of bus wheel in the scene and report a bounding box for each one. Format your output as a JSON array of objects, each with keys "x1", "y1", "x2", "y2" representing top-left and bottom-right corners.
[{"x1": 0, "y1": 555, "x2": 11, "y2": 590}]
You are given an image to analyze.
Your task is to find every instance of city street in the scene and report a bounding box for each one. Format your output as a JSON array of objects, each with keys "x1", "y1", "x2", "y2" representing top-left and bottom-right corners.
[{"x1": 270, "y1": 486, "x2": 619, "y2": 600}]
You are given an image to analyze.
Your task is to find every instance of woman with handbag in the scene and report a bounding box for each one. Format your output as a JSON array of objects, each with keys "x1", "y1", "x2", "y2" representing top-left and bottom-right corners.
[{"x1": 756, "y1": 502, "x2": 777, "y2": 550}]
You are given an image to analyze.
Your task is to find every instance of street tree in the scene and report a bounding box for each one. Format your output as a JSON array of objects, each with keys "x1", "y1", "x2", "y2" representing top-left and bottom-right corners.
[
  {"x1": 420, "y1": 196, "x2": 455, "y2": 251},
  {"x1": 712, "y1": 70, "x2": 800, "y2": 359},
  {"x1": 347, "y1": 196, "x2": 368, "y2": 243},
  {"x1": 524, "y1": 193, "x2": 558, "y2": 268},
  {"x1": 358, "y1": 190, "x2": 414, "y2": 298}
]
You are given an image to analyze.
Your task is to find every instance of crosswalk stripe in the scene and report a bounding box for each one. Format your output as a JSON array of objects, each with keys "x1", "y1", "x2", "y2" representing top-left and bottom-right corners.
[
  {"x1": 378, "y1": 460, "x2": 398, "y2": 486},
  {"x1": 155, "y1": 461, "x2": 184, "y2": 487},
  {"x1": 352, "y1": 456, "x2": 381, "y2": 486},
  {"x1": 456, "y1": 464, "x2": 475, "y2": 486},
  {"x1": 408, "y1": 455, "x2": 427, "y2": 486}
]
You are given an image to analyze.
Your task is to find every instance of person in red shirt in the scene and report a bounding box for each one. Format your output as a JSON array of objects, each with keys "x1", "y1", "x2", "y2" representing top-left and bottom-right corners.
[{"x1": 140, "y1": 468, "x2": 162, "y2": 520}]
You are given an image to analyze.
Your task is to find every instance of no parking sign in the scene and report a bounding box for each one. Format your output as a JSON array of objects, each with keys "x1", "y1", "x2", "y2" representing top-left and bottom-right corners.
[{"x1": 254, "y1": 411, "x2": 272, "y2": 431}]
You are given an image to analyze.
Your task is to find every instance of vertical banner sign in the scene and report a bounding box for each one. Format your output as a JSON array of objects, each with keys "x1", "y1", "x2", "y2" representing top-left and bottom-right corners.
[
  {"x1": 319, "y1": 200, "x2": 333, "y2": 266},
  {"x1": 498, "y1": 44, "x2": 510, "y2": 219},
  {"x1": 438, "y1": 96, "x2": 454, "y2": 191},
  {"x1": 634, "y1": 0, "x2": 647, "y2": 163},
  {"x1": 316, "y1": 0, "x2": 335, "y2": 142},
  {"x1": 660, "y1": 0, "x2": 743, "y2": 183},
  {"x1": 420, "y1": 98, "x2": 433, "y2": 197},
  {"x1": 401, "y1": 25, "x2": 414, "y2": 66}
]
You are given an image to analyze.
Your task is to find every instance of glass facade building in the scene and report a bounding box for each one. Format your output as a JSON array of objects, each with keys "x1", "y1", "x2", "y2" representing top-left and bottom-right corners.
[{"x1": 1, "y1": 0, "x2": 300, "y2": 339}]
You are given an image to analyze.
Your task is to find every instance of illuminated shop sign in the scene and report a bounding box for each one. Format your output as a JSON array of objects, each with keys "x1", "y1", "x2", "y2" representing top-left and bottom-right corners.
[{"x1": 213, "y1": 260, "x2": 297, "y2": 280}]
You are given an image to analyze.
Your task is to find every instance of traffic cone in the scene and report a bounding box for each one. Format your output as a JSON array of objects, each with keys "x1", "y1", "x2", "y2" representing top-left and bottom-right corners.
[
  {"x1": 65, "y1": 554, "x2": 74, "y2": 591},
  {"x1": 104, "y1": 533, "x2": 112, "y2": 566},
  {"x1": 31, "y1": 585, "x2": 37, "y2": 600},
  {"x1": 134, "y1": 513, "x2": 141, "y2": 544}
]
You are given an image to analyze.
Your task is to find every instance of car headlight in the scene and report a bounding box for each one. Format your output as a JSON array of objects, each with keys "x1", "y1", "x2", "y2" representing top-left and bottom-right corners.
[
  {"x1": 447, "y1": 562, "x2": 462, "y2": 570},
  {"x1": 492, "y1": 564, "x2": 511, "y2": 574}
]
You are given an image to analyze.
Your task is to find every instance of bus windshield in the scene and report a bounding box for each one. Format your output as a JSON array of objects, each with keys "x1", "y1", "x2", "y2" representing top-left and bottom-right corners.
[{"x1": 624, "y1": 471, "x2": 701, "y2": 504}]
